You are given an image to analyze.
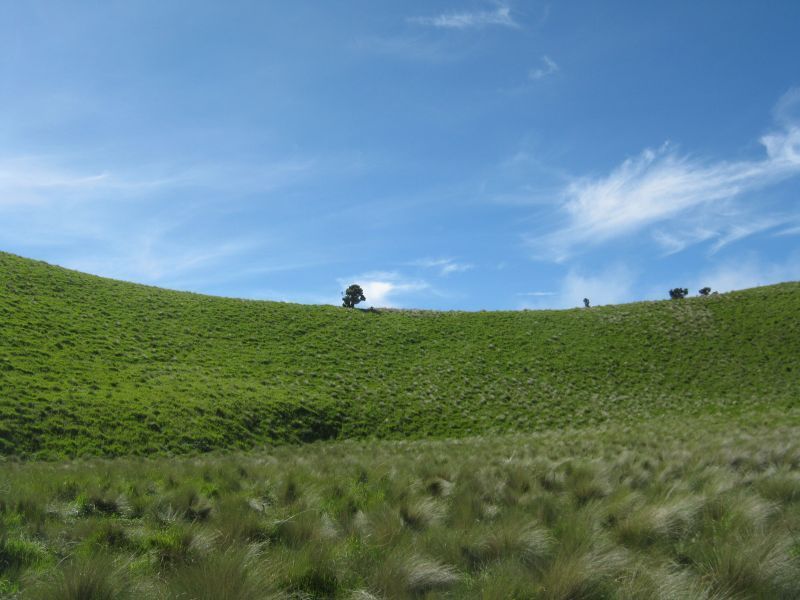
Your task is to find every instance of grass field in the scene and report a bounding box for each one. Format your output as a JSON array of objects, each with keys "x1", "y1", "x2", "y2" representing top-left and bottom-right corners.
[
  {"x1": 2, "y1": 412, "x2": 800, "y2": 598},
  {"x1": 2, "y1": 251, "x2": 799, "y2": 597},
  {"x1": 1, "y1": 251, "x2": 798, "y2": 459}
]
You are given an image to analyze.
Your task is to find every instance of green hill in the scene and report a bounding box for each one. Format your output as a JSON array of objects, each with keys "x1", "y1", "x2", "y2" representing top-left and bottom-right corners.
[{"x1": 0, "y1": 251, "x2": 798, "y2": 459}]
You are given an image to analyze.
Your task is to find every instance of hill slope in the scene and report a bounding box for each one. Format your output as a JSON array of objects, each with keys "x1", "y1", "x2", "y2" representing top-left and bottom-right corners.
[{"x1": 0, "y1": 251, "x2": 798, "y2": 458}]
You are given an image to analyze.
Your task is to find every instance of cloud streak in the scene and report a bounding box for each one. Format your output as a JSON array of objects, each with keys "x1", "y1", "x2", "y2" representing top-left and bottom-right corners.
[
  {"x1": 529, "y1": 55, "x2": 558, "y2": 80},
  {"x1": 0, "y1": 155, "x2": 317, "y2": 207},
  {"x1": 410, "y1": 4, "x2": 517, "y2": 29},
  {"x1": 0, "y1": 154, "x2": 322, "y2": 291},
  {"x1": 65, "y1": 232, "x2": 259, "y2": 286},
  {"x1": 534, "y1": 111, "x2": 800, "y2": 260},
  {"x1": 410, "y1": 257, "x2": 473, "y2": 276}
]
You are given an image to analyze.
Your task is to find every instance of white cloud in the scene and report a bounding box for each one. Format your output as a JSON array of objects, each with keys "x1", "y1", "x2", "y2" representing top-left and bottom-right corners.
[
  {"x1": 410, "y1": 257, "x2": 473, "y2": 276},
  {"x1": 529, "y1": 55, "x2": 558, "y2": 80},
  {"x1": 518, "y1": 265, "x2": 636, "y2": 309},
  {"x1": 533, "y1": 120, "x2": 800, "y2": 260},
  {"x1": 694, "y1": 254, "x2": 800, "y2": 293},
  {"x1": 410, "y1": 4, "x2": 517, "y2": 29},
  {"x1": 337, "y1": 271, "x2": 430, "y2": 308},
  {"x1": 559, "y1": 265, "x2": 636, "y2": 307},
  {"x1": 441, "y1": 262, "x2": 472, "y2": 275}
]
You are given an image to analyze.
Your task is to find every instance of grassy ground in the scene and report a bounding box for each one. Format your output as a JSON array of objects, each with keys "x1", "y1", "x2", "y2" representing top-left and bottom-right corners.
[
  {"x1": 2, "y1": 412, "x2": 800, "y2": 598},
  {"x1": 1, "y1": 251, "x2": 799, "y2": 458}
]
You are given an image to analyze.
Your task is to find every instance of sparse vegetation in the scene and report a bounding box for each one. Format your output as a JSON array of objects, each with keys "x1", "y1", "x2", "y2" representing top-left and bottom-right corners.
[{"x1": 2, "y1": 413, "x2": 800, "y2": 598}]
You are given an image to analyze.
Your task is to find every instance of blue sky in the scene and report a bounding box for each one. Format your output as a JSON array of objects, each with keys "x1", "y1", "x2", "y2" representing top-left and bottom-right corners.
[{"x1": 1, "y1": 1, "x2": 799, "y2": 310}]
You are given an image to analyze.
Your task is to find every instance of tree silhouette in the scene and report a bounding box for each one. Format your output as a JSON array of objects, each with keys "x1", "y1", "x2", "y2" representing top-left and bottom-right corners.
[
  {"x1": 669, "y1": 288, "x2": 689, "y2": 300},
  {"x1": 342, "y1": 284, "x2": 366, "y2": 308}
]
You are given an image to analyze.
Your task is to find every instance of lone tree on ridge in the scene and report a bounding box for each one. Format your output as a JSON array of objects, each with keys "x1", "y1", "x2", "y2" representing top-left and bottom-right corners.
[
  {"x1": 669, "y1": 288, "x2": 689, "y2": 299},
  {"x1": 698, "y1": 287, "x2": 712, "y2": 296},
  {"x1": 342, "y1": 284, "x2": 366, "y2": 308}
]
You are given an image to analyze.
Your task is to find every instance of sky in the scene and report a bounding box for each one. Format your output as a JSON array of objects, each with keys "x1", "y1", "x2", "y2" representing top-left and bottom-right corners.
[{"x1": 1, "y1": 1, "x2": 799, "y2": 310}]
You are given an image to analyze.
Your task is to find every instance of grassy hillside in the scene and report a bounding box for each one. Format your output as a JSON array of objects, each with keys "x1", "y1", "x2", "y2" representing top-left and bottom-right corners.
[{"x1": 0, "y1": 251, "x2": 798, "y2": 458}]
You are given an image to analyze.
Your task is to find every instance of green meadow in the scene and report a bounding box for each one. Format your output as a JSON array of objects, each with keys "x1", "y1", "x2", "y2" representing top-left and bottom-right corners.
[
  {"x1": 0, "y1": 251, "x2": 797, "y2": 459},
  {"x1": 1, "y1": 251, "x2": 799, "y2": 598}
]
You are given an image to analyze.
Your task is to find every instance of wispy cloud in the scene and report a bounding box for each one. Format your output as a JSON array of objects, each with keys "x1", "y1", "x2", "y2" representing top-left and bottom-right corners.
[
  {"x1": 532, "y1": 93, "x2": 800, "y2": 260},
  {"x1": 60, "y1": 222, "x2": 261, "y2": 285},
  {"x1": 652, "y1": 214, "x2": 788, "y2": 256},
  {"x1": 775, "y1": 223, "x2": 800, "y2": 236},
  {"x1": 65, "y1": 243, "x2": 254, "y2": 286},
  {"x1": 529, "y1": 55, "x2": 558, "y2": 80},
  {"x1": 337, "y1": 271, "x2": 430, "y2": 308},
  {"x1": 708, "y1": 217, "x2": 787, "y2": 253},
  {"x1": 410, "y1": 257, "x2": 473, "y2": 276},
  {"x1": 774, "y1": 87, "x2": 800, "y2": 124},
  {"x1": 409, "y1": 3, "x2": 518, "y2": 29},
  {"x1": 651, "y1": 227, "x2": 717, "y2": 256},
  {"x1": 0, "y1": 156, "x2": 166, "y2": 207},
  {"x1": 0, "y1": 155, "x2": 317, "y2": 207},
  {"x1": 0, "y1": 154, "x2": 322, "y2": 289},
  {"x1": 0, "y1": 161, "x2": 108, "y2": 191}
]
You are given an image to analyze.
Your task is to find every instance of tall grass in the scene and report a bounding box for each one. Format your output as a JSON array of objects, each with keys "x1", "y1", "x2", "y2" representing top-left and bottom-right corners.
[{"x1": 2, "y1": 413, "x2": 800, "y2": 597}]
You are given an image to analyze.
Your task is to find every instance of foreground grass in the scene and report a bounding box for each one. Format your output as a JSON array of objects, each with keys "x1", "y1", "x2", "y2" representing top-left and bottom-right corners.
[
  {"x1": 1, "y1": 251, "x2": 800, "y2": 458},
  {"x1": 2, "y1": 413, "x2": 800, "y2": 598}
]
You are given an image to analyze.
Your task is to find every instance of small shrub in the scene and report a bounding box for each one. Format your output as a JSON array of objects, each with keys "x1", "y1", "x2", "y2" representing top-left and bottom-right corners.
[
  {"x1": 166, "y1": 546, "x2": 270, "y2": 600},
  {"x1": 0, "y1": 535, "x2": 48, "y2": 576},
  {"x1": 24, "y1": 556, "x2": 131, "y2": 600},
  {"x1": 404, "y1": 556, "x2": 459, "y2": 594}
]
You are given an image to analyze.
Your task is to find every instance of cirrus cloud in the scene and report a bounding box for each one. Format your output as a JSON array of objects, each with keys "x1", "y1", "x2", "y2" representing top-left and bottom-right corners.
[
  {"x1": 531, "y1": 89, "x2": 800, "y2": 261},
  {"x1": 410, "y1": 257, "x2": 474, "y2": 276},
  {"x1": 409, "y1": 3, "x2": 518, "y2": 30}
]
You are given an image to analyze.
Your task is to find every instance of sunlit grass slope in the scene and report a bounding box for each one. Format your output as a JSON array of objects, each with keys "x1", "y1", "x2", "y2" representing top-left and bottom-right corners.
[{"x1": 0, "y1": 251, "x2": 798, "y2": 458}]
